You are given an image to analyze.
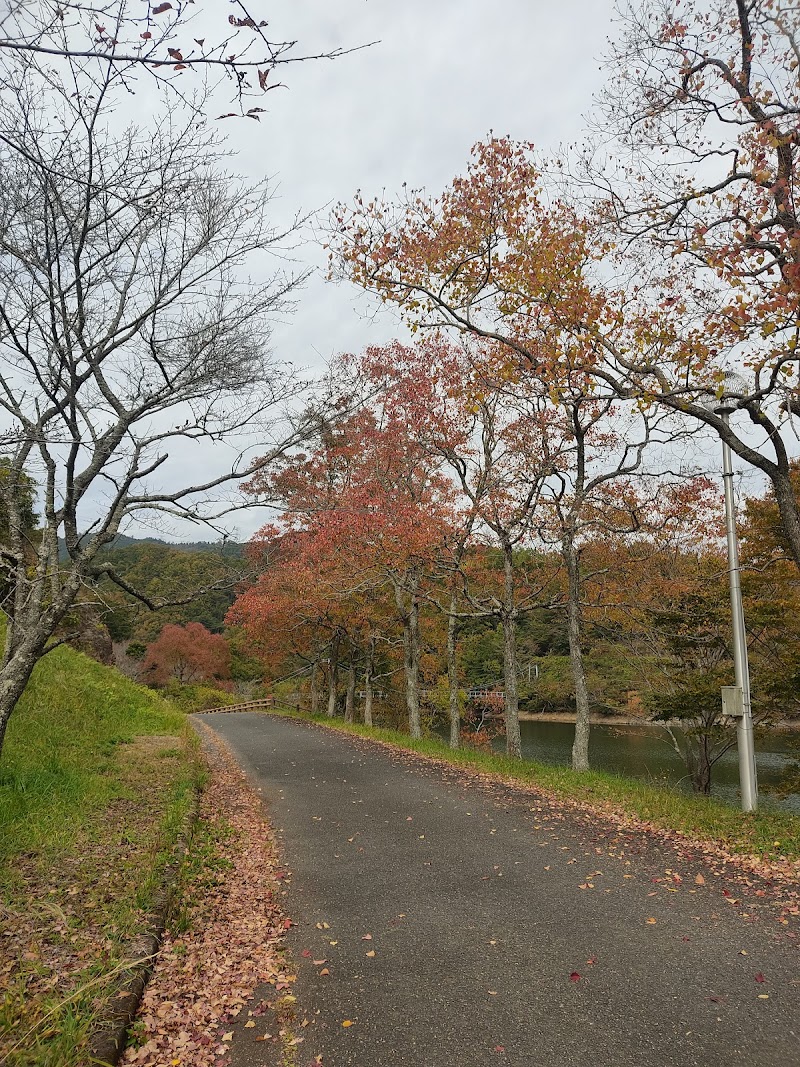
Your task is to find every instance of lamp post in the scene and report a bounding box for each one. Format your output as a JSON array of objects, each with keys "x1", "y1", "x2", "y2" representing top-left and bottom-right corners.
[{"x1": 710, "y1": 373, "x2": 758, "y2": 812}]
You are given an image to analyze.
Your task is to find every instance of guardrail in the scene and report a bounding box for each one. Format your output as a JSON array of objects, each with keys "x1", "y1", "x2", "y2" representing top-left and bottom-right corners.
[{"x1": 202, "y1": 696, "x2": 301, "y2": 715}]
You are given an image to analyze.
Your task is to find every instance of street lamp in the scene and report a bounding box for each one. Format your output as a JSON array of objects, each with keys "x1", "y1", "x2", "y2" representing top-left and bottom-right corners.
[{"x1": 705, "y1": 371, "x2": 758, "y2": 812}]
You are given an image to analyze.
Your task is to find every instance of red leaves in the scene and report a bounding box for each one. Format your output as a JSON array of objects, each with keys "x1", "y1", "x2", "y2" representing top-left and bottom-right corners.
[
  {"x1": 569, "y1": 971, "x2": 581, "y2": 981},
  {"x1": 755, "y1": 972, "x2": 766, "y2": 983},
  {"x1": 121, "y1": 726, "x2": 293, "y2": 1066},
  {"x1": 142, "y1": 623, "x2": 232, "y2": 687}
]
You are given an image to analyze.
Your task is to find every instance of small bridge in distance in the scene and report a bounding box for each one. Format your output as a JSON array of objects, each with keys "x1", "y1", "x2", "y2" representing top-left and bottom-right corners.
[{"x1": 203, "y1": 696, "x2": 301, "y2": 715}]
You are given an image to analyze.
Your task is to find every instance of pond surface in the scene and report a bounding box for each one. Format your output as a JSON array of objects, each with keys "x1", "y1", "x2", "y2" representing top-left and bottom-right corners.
[{"x1": 451, "y1": 718, "x2": 800, "y2": 812}]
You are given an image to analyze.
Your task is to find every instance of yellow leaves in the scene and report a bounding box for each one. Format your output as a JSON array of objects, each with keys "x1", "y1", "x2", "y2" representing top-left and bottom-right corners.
[
  {"x1": 342, "y1": 1019, "x2": 355, "y2": 1027},
  {"x1": 646, "y1": 917, "x2": 658, "y2": 924},
  {"x1": 366, "y1": 949, "x2": 376, "y2": 958}
]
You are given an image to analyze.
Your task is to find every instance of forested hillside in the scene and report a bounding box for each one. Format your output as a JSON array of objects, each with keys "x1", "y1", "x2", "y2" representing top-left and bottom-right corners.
[{"x1": 95, "y1": 538, "x2": 247, "y2": 644}]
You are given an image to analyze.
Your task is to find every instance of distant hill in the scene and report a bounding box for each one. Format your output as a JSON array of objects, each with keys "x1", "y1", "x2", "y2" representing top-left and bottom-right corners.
[
  {"x1": 60, "y1": 533, "x2": 245, "y2": 559},
  {"x1": 109, "y1": 533, "x2": 245, "y2": 556},
  {"x1": 89, "y1": 536, "x2": 250, "y2": 643}
]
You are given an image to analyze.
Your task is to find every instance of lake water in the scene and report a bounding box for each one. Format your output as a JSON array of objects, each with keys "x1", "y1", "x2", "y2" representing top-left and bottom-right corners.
[{"x1": 455, "y1": 718, "x2": 800, "y2": 812}]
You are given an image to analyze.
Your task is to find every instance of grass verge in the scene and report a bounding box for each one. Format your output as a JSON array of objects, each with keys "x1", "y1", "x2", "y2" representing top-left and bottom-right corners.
[
  {"x1": 259, "y1": 708, "x2": 800, "y2": 862},
  {"x1": 0, "y1": 646, "x2": 199, "y2": 1067}
]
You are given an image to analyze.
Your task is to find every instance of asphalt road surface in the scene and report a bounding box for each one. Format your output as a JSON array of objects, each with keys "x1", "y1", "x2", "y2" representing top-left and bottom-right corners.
[{"x1": 199, "y1": 713, "x2": 799, "y2": 1067}]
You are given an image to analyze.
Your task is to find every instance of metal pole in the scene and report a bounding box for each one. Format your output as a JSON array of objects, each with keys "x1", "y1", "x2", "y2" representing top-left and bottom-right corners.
[{"x1": 720, "y1": 412, "x2": 758, "y2": 812}]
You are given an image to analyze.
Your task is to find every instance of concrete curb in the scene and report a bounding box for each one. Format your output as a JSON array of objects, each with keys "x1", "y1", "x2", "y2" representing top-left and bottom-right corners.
[{"x1": 87, "y1": 790, "x2": 200, "y2": 1066}]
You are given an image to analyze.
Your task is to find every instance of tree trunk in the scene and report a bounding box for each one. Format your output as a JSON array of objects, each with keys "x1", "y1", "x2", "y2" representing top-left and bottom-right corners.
[
  {"x1": 326, "y1": 632, "x2": 340, "y2": 718},
  {"x1": 688, "y1": 735, "x2": 713, "y2": 795},
  {"x1": 364, "y1": 637, "x2": 375, "y2": 727},
  {"x1": 771, "y1": 465, "x2": 800, "y2": 572},
  {"x1": 501, "y1": 544, "x2": 522, "y2": 759},
  {"x1": 0, "y1": 651, "x2": 39, "y2": 755},
  {"x1": 344, "y1": 660, "x2": 356, "y2": 723},
  {"x1": 310, "y1": 661, "x2": 320, "y2": 716},
  {"x1": 447, "y1": 594, "x2": 460, "y2": 748},
  {"x1": 564, "y1": 533, "x2": 591, "y2": 772},
  {"x1": 395, "y1": 572, "x2": 422, "y2": 739},
  {"x1": 0, "y1": 572, "x2": 85, "y2": 760}
]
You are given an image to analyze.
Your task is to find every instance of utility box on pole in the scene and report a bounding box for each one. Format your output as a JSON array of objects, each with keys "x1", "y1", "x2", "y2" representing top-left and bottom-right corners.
[{"x1": 721, "y1": 685, "x2": 744, "y2": 719}]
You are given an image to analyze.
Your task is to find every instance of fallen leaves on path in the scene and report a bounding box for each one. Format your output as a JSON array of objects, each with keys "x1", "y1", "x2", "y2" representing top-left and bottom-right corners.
[{"x1": 121, "y1": 724, "x2": 291, "y2": 1067}]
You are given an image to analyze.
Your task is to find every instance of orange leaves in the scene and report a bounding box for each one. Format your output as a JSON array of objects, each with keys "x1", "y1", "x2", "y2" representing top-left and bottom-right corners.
[{"x1": 330, "y1": 136, "x2": 604, "y2": 350}]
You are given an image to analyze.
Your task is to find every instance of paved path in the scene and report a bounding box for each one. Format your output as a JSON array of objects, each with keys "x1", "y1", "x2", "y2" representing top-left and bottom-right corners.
[{"x1": 200, "y1": 713, "x2": 799, "y2": 1067}]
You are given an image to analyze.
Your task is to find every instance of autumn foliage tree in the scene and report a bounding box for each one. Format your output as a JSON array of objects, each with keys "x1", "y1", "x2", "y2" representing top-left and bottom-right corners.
[
  {"x1": 330, "y1": 124, "x2": 800, "y2": 574},
  {"x1": 235, "y1": 391, "x2": 456, "y2": 737},
  {"x1": 585, "y1": 0, "x2": 800, "y2": 565},
  {"x1": 142, "y1": 622, "x2": 231, "y2": 687}
]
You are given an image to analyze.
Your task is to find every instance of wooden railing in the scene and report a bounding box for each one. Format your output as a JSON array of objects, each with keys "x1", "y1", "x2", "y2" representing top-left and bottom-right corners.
[{"x1": 202, "y1": 696, "x2": 300, "y2": 715}]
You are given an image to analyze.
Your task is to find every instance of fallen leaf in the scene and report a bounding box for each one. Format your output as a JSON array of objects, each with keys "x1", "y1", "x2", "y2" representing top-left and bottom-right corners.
[
  {"x1": 366, "y1": 950, "x2": 376, "y2": 958},
  {"x1": 362, "y1": 933, "x2": 372, "y2": 940},
  {"x1": 695, "y1": 874, "x2": 706, "y2": 885},
  {"x1": 319, "y1": 968, "x2": 330, "y2": 976},
  {"x1": 755, "y1": 973, "x2": 765, "y2": 983},
  {"x1": 569, "y1": 972, "x2": 581, "y2": 982},
  {"x1": 342, "y1": 1019, "x2": 355, "y2": 1027},
  {"x1": 244, "y1": 1020, "x2": 255, "y2": 1028},
  {"x1": 646, "y1": 918, "x2": 657, "y2": 924}
]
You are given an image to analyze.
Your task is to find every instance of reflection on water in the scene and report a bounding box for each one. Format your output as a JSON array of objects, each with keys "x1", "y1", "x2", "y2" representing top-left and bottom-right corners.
[{"x1": 477, "y1": 719, "x2": 800, "y2": 812}]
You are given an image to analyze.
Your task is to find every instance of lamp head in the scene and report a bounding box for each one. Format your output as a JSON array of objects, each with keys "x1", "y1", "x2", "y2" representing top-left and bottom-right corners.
[{"x1": 698, "y1": 369, "x2": 751, "y2": 414}]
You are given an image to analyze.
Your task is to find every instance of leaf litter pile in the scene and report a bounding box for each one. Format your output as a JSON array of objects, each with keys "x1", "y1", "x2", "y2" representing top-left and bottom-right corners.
[{"x1": 122, "y1": 723, "x2": 294, "y2": 1067}]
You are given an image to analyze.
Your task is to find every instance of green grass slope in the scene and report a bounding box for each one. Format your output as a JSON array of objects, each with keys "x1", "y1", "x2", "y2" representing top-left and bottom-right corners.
[{"x1": 0, "y1": 642, "x2": 197, "y2": 1067}]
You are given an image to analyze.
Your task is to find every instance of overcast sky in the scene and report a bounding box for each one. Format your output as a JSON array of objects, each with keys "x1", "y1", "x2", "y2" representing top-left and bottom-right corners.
[
  {"x1": 118, "y1": 0, "x2": 629, "y2": 540},
  {"x1": 82, "y1": 0, "x2": 756, "y2": 541},
  {"x1": 223, "y1": 0, "x2": 619, "y2": 376}
]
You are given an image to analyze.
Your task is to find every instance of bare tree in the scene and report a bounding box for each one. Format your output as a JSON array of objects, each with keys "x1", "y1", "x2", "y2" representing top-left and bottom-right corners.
[
  {"x1": 0, "y1": 63, "x2": 308, "y2": 755},
  {"x1": 0, "y1": 0, "x2": 369, "y2": 115}
]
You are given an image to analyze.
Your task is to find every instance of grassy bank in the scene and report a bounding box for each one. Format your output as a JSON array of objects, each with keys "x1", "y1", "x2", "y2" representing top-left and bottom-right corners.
[
  {"x1": 261, "y1": 708, "x2": 800, "y2": 862},
  {"x1": 0, "y1": 645, "x2": 198, "y2": 1067}
]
